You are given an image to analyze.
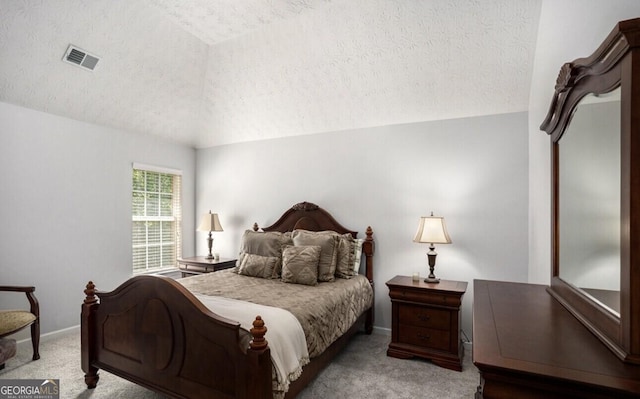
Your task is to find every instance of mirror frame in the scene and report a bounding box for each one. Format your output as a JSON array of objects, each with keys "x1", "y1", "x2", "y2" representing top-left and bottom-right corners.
[{"x1": 540, "y1": 18, "x2": 640, "y2": 364}]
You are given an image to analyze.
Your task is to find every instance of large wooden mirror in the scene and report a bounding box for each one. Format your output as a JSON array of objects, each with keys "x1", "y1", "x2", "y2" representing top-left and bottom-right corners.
[
  {"x1": 541, "y1": 18, "x2": 640, "y2": 364},
  {"x1": 558, "y1": 88, "x2": 621, "y2": 316}
]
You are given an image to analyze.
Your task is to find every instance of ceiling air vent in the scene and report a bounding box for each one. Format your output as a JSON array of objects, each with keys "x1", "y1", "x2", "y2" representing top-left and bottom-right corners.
[{"x1": 62, "y1": 45, "x2": 100, "y2": 71}]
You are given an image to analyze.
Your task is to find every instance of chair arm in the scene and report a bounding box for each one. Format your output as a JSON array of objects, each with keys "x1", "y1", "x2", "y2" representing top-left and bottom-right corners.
[
  {"x1": 0, "y1": 286, "x2": 39, "y2": 318},
  {"x1": 0, "y1": 286, "x2": 35, "y2": 293}
]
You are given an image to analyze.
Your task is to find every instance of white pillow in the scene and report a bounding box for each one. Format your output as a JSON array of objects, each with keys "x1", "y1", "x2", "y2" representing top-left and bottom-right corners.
[{"x1": 352, "y1": 238, "x2": 364, "y2": 274}]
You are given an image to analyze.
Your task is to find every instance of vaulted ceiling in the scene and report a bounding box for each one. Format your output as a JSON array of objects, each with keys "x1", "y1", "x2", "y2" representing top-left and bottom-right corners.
[{"x1": 0, "y1": 0, "x2": 541, "y2": 148}]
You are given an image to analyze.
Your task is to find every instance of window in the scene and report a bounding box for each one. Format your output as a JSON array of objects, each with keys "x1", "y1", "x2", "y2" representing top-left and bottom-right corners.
[{"x1": 132, "y1": 165, "x2": 182, "y2": 273}]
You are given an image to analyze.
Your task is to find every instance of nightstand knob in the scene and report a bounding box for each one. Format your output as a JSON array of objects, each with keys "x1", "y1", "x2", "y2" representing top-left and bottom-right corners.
[
  {"x1": 418, "y1": 314, "x2": 431, "y2": 321},
  {"x1": 417, "y1": 333, "x2": 431, "y2": 341}
]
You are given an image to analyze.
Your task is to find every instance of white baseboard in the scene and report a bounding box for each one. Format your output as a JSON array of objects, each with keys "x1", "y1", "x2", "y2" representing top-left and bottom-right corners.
[
  {"x1": 15, "y1": 325, "x2": 79, "y2": 347},
  {"x1": 372, "y1": 326, "x2": 391, "y2": 336}
]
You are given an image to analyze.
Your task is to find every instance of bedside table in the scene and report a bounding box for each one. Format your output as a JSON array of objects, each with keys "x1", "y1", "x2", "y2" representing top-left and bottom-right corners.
[
  {"x1": 386, "y1": 275, "x2": 467, "y2": 371},
  {"x1": 177, "y1": 256, "x2": 237, "y2": 277}
]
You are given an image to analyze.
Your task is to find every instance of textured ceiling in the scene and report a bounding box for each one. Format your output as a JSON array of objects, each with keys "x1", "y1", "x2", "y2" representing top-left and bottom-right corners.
[
  {"x1": 147, "y1": 0, "x2": 331, "y2": 45},
  {"x1": 0, "y1": 0, "x2": 542, "y2": 148}
]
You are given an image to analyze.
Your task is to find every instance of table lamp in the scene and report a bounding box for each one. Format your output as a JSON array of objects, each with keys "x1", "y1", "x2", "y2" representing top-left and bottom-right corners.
[
  {"x1": 413, "y1": 212, "x2": 452, "y2": 283},
  {"x1": 197, "y1": 210, "x2": 223, "y2": 259}
]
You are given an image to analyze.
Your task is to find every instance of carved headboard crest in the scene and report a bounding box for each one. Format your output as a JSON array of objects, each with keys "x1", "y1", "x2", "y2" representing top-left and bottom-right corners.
[
  {"x1": 292, "y1": 201, "x2": 319, "y2": 212},
  {"x1": 254, "y1": 201, "x2": 358, "y2": 238}
]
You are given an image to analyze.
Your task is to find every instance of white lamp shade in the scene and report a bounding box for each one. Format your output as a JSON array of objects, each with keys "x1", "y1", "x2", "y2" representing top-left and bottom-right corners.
[
  {"x1": 413, "y1": 215, "x2": 451, "y2": 244},
  {"x1": 197, "y1": 211, "x2": 223, "y2": 232}
]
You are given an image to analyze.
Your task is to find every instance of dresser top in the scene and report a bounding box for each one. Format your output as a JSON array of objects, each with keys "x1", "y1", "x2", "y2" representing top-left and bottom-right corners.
[{"x1": 473, "y1": 279, "x2": 640, "y2": 393}]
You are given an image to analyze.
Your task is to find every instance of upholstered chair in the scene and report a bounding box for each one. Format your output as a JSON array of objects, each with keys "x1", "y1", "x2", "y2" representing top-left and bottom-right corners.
[{"x1": 0, "y1": 286, "x2": 40, "y2": 367}]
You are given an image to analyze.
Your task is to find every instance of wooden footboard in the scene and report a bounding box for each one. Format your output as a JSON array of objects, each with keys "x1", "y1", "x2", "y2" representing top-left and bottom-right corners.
[{"x1": 81, "y1": 275, "x2": 272, "y2": 399}]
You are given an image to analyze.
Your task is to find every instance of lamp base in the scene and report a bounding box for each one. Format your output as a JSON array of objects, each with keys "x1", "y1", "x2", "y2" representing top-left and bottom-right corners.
[
  {"x1": 205, "y1": 234, "x2": 214, "y2": 260},
  {"x1": 205, "y1": 254, "x2": 214, "y2": 260},
  {"x1": 425, "y1": 247, "x2": 440, "y2": 283}
]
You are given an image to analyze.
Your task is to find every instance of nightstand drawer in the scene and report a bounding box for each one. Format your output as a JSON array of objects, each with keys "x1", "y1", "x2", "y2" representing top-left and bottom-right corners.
[
  {"x1": 398, "y1": 304, "x2": 450, "y2": 330},
  {"x1": 398, "y1": 324, "x2": 450, "y2": 351},
  {"x1": 389, "y1": 289, "x2": 462, "y2": 307}
]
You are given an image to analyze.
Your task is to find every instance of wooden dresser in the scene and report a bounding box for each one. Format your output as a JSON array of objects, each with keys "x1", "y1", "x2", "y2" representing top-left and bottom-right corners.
[
  {"x1": 473, "y1": 280, "x2": 640, "y2": 398},
  {"x1": 386, "y1": 275, "x2": 467, "y2": 371}
]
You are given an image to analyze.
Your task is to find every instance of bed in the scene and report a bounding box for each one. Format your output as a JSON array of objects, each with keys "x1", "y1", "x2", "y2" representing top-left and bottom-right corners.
[{"x1": 81, "y1": 201, "x2": 375, "y2": 399}]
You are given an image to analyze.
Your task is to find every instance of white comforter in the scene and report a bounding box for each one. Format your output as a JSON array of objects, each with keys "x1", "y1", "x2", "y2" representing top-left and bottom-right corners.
[{"x1": 194, "y1": 294, "x2": 310, "y2": 393}]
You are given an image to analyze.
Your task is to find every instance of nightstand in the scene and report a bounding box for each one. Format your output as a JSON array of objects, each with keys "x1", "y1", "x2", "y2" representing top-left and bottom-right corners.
[
  {"x1": 386, "y1": 275, "x2": 467, "y2": 371},
  {"x1": 177, "y1": 256, "x2": 237, "y2": 277}
]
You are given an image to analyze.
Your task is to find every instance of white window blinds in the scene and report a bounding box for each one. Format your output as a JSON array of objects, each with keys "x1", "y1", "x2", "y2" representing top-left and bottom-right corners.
[{"x1": 132, "y1": 166, "x2": 182, "y2": 273}]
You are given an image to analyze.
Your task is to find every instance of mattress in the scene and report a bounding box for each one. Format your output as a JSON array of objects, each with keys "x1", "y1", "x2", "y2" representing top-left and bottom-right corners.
[{"x1": 179, "y1": 269, "x2": 374, "y2": 358}]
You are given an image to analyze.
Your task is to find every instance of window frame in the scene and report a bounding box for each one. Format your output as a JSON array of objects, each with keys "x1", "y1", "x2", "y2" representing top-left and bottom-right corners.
[{"x1": 132, "y1": 163, "x2": 182, "y2": 274}]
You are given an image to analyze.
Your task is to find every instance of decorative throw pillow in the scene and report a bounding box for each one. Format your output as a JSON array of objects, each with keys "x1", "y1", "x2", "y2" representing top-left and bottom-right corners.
[
  {"x1": 281, "y1": 245, "x2": 321, "y2": 286},
  {"x1": 237, "y1": 253, "x2": 279, "y2": 279},
  {"x1": 334, "y1": 233, "x2": 357, "y2": 279},
  {"x1": 313, "y1": 230, "x2": 357, "y2": 279},
  {"x1": 291, "y1": 230, "x2": 339, "y2": 282},
  {"x1": 237, "y1": 230, "x2": 293, "y2": 277}
]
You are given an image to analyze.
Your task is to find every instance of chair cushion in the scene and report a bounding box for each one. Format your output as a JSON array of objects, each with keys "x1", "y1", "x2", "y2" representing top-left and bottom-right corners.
[
  {"x1": 0, "y1": 338, "x2": 17, "y2": 363},
  {"x1": 0, "y1": 310, "x2": 36, "y2": 337}
]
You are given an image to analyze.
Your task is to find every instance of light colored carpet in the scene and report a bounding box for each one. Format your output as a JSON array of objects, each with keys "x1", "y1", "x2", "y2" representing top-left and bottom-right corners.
[{"x1": 0, "y1": 330, "x2": 479, "y2": 398}]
